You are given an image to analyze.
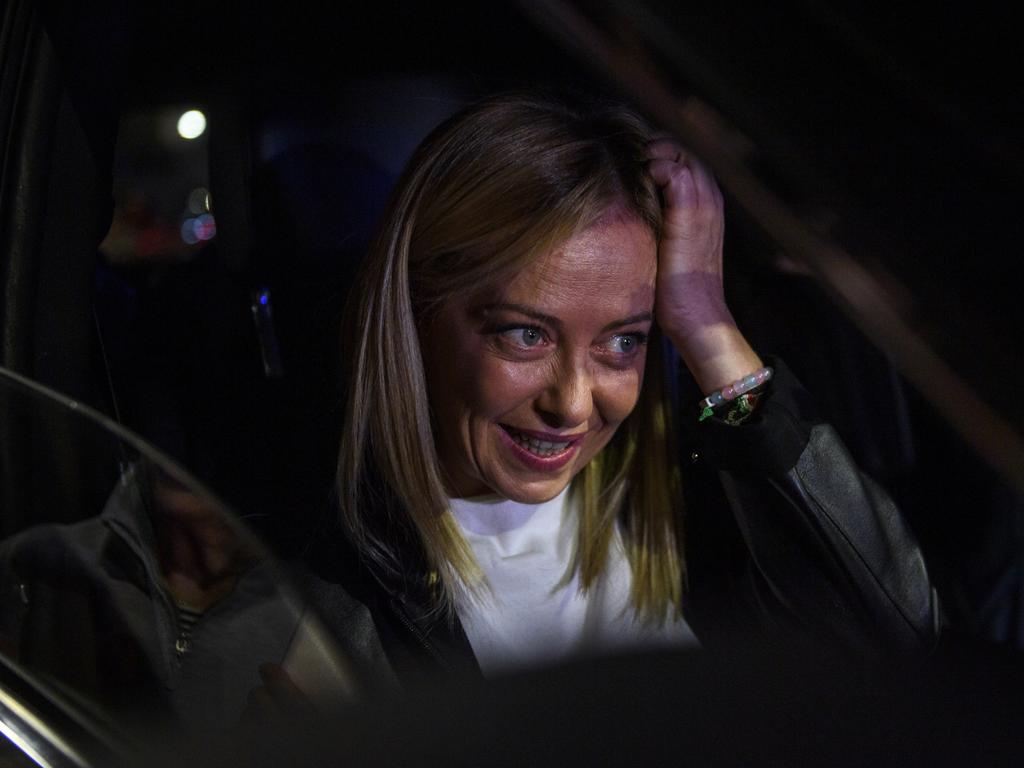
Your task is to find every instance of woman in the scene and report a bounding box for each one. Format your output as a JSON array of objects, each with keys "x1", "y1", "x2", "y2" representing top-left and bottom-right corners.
[{"x1": 301, "y1": 92, "x2": 939, "y2": 687}]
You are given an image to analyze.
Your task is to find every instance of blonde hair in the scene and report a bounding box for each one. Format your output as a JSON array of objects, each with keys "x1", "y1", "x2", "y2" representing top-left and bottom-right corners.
[{"x1": 337, "y1": 92, "x2": 685, "y2": 621}]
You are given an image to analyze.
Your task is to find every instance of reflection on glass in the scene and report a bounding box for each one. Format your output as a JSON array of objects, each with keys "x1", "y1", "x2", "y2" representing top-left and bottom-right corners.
[
  {"x1": 0, "y1": 727, "x2": 45, "y2": 768},
  {"x1": 0, "y1": 367, "x2": 353, "y2": 764}
]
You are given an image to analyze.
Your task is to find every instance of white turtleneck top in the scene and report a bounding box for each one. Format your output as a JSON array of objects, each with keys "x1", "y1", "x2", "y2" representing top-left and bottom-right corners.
[{"x1": 449, "y1": 486, "x2": 698, "y2": 676}]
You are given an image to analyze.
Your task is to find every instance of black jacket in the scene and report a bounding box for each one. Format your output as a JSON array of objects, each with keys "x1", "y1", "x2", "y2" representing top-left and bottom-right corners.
[{"x1": 297, "y1": 357, "x2": 941, "y2": 693}]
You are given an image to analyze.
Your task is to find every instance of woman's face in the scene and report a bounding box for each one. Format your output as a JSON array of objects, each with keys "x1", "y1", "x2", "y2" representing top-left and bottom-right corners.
[{"x1": 420, "y1": 212, "x2": 657, "y2": 503}]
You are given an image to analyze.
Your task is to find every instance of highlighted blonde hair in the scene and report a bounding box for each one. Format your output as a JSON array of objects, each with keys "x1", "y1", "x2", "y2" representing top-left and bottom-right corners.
[{"x1": 337, "y1": 92, "x2": 684, "y2": 622}]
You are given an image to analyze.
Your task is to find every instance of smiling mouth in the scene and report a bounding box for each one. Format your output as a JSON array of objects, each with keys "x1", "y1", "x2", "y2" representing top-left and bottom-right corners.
[{"x1": 500, "y1": 425, "x2": 580, "y2": 457}]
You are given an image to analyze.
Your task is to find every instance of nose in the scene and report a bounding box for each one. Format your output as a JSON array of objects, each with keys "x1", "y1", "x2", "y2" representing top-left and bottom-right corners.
[{"x1": 536, "y1": 355, "x2": 594, "y2": 429}]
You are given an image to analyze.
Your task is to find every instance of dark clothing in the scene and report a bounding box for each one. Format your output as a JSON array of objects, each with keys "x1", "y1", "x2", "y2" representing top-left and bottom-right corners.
[
  {"x1": 682, "y1": 357, "x2": 938, "y2": 654},
  {"x1": 298, "y1": 357, "x2": 941, "y2": 692},
  {"x1": 0, "y1": 470, "x2": 299, "y2": 732},
  {"x1": 0, "y1": 358, "x2": 942, "y2": 716}
]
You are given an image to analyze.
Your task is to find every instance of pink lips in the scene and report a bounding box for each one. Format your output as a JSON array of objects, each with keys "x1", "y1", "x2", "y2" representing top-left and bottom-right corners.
[{"x1": 497, "y1": 425, "x2": 584, "y2": 473}]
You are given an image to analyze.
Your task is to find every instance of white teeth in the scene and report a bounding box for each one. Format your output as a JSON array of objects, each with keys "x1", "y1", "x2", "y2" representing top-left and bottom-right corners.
[{"x1": 507, "y1": 429, "x2": 571, "y2": 457}]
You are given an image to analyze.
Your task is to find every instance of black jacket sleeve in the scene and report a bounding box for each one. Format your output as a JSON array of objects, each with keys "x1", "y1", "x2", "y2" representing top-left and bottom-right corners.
[{"x1": 681, "y1": 356, "x2": 941, "y2": 655}]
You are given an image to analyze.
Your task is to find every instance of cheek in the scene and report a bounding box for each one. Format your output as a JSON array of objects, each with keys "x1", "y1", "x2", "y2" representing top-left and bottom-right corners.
[
  {"x1": 595, "y1": 361, "x2": 646, "y2": 427},
  {"x1": 469, "y1": 358, "x2": 549, "y2": 420},
  {"x1": 426, "y1": 335, "x2": 548, "y2": 424}
]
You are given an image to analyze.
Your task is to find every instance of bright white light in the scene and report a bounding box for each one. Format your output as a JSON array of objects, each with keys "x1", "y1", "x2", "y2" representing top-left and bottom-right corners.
[{"x1": 177, "y1": 110, "x2": 206, "y2": 140}]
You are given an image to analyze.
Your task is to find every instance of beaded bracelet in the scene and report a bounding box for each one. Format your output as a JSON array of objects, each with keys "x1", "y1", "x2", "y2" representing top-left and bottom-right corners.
[{"x1": 698, "y1": 366, "x2": 773, "y2": 423}]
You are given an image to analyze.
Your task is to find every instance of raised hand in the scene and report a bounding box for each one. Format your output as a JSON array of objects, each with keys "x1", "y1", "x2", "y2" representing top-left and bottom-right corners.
[{"x1": 646, "y1": 139, "x2": 763, "y2": 394}]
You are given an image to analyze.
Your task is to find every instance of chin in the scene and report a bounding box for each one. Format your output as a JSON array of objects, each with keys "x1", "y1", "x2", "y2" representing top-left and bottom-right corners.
[{"x1": 495, "y1": 475, "x2": 571, "y2": 505}]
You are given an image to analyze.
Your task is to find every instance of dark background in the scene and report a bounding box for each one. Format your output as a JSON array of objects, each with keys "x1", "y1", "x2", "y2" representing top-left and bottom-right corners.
[{"x1": 2, "y1": 0, "x2": 1022, "y2": 647}]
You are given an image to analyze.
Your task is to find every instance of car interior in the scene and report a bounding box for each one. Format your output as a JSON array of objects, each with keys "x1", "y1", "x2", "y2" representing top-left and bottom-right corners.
[{"x1": 2, "y1": 1, "x2": 1022, "y2": 765}]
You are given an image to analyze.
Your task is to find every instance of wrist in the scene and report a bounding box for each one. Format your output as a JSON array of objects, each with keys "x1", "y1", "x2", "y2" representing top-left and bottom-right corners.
[{"x1": 666, "y1": 321, "x2": 763, "y2": 394}]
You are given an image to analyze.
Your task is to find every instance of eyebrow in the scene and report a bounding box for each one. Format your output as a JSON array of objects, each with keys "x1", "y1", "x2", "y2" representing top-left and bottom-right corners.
[{"x1": 485, "y1": 303, "x2": 653, "y2": 332}]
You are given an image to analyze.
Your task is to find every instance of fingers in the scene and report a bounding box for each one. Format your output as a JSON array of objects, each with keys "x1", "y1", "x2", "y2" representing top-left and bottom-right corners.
[
  {"x1": 646, "y1": 136, "x2": 685, "y2": 162},
  {"x1": 646, "y1": 139, "x2": 723, "y2": 212},
  {"x1": 648, "y1": 159, "x2": 697, "y2": 211},
  {"x1": 240, "y1": 663, "x2": 317, "y2": 722},
  {"x1": 260, "y1": 662, "x2": 317, "y2": 715},
  {"x1": 259, "y1": 662, "x2": 306, "y2": 699}
]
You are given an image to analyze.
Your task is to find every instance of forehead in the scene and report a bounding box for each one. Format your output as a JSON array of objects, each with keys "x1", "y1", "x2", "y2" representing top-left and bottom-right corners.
[{"x1": 502, "y1": 215, "x2": 657, "y2": 310}]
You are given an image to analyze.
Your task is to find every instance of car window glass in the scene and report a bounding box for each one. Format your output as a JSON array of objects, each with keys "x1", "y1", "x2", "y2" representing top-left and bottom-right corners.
[{"x1": 0, "y1": 366, "x2": 355, "y2": 765}]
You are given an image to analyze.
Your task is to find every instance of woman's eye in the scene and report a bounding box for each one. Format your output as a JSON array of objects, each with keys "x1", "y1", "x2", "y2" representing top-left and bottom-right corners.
[
  {"x1": 606, "y1": 333, "x2": 647, "y2": 355},
  {"x1": 500, "y1": 327, "x2": 545, "y2": 348}
]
